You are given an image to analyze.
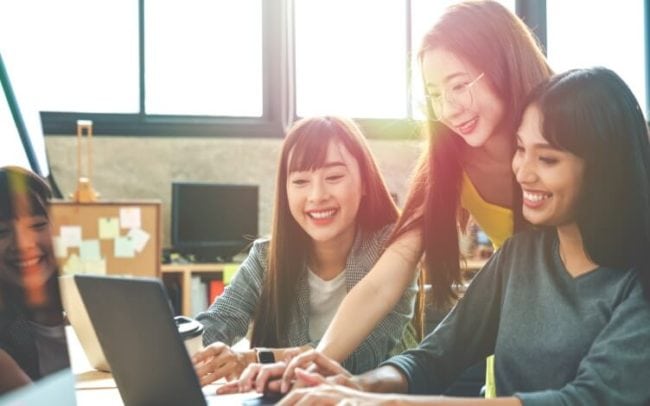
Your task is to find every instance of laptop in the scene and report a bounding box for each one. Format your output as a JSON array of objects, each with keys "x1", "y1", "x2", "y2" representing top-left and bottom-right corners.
[
  {"x1": 59, "y1": 275, "x2": 111, "y2": 372},
  {"x1": 74, "y1": 274, "x2": 267, "y2": 406}
]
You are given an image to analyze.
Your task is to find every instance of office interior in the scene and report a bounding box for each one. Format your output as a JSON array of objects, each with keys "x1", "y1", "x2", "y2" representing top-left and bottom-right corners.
[{"x1": 1, "y1": 0, "x2": 649, "y2": 404}]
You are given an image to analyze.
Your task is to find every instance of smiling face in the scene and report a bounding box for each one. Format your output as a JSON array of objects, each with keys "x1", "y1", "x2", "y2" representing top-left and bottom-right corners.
[
  {"x1": 421, "y1": 47, "x2": 505, "y2": 147},
  {"x1": 512, "y1": 106, "x2": 586, "y2": 227},
  {"x1": 286, "y1": 141, "x2": 363, "y2": 248},
  {"x1": 0, "y1": 214, "x2": 57, "y2": 290}
]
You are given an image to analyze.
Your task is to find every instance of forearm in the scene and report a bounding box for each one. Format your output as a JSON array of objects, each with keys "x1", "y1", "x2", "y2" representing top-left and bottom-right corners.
[
  {"x1": 317, "y1": 231, "x2": 423, "y2": 361},
  {"x1": 353, "y1": 365, "x2": 409, "y2": 394},
  {"x1": 382, "y1": 396, "x2": 522, "y2": 406},
  {"x1": 352, "y1": 366, "x2": 521, "y2": 406},
  {"x1": 272, "y1": 345, "x2": 312, "y2": 363}
]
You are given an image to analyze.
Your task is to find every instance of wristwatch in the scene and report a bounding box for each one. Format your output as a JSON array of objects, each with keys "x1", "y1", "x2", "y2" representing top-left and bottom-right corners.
[{"x1": 256, "y1": 348, "x2": 276, "y2": 364}]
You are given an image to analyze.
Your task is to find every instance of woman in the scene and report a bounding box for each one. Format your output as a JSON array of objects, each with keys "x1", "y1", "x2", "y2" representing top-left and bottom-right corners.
[
  {"x1": 192, "y1": 116, "x2": 417, "y2": 385},
  {"x1": 0, "y1": 166, "x2": 69, "y2": 393},
  {"x1": 276, "y1": 67, "x2": 650, "y2": 405},
  {"x1": 281, "y1": 0, "x2": 552, "y2": 397}
]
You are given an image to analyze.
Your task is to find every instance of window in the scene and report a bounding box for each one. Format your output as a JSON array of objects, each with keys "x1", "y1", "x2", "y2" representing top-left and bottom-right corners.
[
  {"x1": 547, "y1": 0, "x2": 646, "y2": 113},
  {"x1": 0, "y1": 0, "x2": 138, "y2": 114},
  {"x1": 0, "y1": 0, "x2": 647, "y2": 138},
  {"x1": 145, "y1": 0, "x2": 263, "y2": 117},
  {"x1": 294, "y1": 0, "x2": 408, "y2": 118}
]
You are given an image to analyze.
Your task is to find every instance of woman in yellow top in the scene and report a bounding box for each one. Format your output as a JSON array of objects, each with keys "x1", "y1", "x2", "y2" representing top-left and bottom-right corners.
[{"x1": 234, "y1": 0, "x2": 552, "y2": 397}]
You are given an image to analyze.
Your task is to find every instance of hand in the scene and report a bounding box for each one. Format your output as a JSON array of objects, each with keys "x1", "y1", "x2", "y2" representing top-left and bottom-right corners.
[
  {"x1": 281, "y1": 349, "x2": 350, "y2": 393},
  {"x1": 215, "y1": 345, "x2": 313, "y2": 395},
  {"x1": 218, "y1": 361, "x2": 288, "y2": 395},
  {"x1": 192, "y1": 342, "x2": 254, "y2": 386},
  {"x1": 294, "y1": 368, "x2": 362, "y2": 391},
  {"x1": 278, "y1": 383, "x2": 388, "y2": 406}
]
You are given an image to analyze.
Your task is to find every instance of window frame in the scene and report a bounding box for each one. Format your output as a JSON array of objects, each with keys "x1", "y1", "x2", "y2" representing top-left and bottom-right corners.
[{"x1": 40, "y1": 0, "x2": 649, "y2": 139}]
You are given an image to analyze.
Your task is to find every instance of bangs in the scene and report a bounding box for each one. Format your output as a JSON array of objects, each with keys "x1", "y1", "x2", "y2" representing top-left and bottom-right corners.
[
  {"x1": 0, "y1": 192, "x2": 48, "y2": 221},
  {"x1": 286, "y1": 129, "x2": 337, "y2": 174},
  {"x1": 0, "y1": 167, "x2": 51, "y2": 221},
  {"x1": 535, "y1": 70, "x2": 615, "y2": 158}
]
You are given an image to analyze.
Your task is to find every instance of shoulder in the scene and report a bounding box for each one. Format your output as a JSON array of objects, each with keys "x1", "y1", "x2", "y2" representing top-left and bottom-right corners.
[
  {"x1": 354, "y1": 223, "x2": 394, "y2": 257},
  {"x1": 480, "y1": 228, "x2": 553, "y2": 278},
  {"x1": 239, "y1": 238, "x2": 270, "y2": 274},
  {"x1": 500, "y1": 227, "x2": 551, "y2": 255},
  {"x1": 345, "y1": 223, "x2": 395, "y2": 277},
  {"x1": 250, "y1": 237, "x2": 270, "y2": 256},
  {"x1": 364, "y1": 222, "x2": 395, "y2": 247}
]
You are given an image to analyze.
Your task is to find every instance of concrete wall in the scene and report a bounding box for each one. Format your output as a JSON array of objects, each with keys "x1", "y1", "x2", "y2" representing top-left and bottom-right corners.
[{"x1": 45, "y1": 136, "x2": 424, "y2": 248}]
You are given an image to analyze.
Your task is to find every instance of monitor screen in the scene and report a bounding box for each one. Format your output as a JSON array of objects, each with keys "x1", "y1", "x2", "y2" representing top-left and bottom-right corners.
[{"x1": 171, "y1": 182, "x2": 258, "y2": 262}]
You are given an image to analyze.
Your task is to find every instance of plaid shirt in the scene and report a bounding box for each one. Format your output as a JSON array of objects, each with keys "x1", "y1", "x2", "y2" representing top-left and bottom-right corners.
[{"x1": 196, "y1": 224, "x2": 417, "y2": 373}]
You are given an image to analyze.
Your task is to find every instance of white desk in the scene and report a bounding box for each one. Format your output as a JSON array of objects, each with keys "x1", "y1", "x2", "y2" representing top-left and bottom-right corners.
[{"x1": 67, "y1": 327, "x2": 261, "y2": 405}]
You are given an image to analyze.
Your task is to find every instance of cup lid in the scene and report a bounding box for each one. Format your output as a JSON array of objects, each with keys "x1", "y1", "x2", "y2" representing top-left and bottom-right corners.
[{"x1": 174, "y1": 316, "x2": 204, "y2": 339}]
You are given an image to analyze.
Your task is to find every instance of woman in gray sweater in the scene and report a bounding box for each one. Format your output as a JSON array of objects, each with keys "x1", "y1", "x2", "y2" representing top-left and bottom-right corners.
[
  {"x1": 258, "y1": 69, "x2": 650, "y2": 405},
  {"x1": 192, "y1": 116, "x2": 417, "y2": 386}
]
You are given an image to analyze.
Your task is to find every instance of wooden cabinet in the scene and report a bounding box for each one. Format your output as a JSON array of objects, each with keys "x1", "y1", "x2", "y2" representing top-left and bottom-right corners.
[{"x1": 161, "y1": 263, "x2": 235, "y2": 317}]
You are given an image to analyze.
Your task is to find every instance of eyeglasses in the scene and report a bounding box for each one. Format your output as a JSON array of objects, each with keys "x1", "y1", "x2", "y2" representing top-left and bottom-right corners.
[{"x1": 425, "y1": 72, "x2": 485, "y2": 121}]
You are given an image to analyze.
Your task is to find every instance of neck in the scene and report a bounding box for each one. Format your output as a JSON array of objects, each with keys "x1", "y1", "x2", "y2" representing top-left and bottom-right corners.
[
  {"x1": 462, "y1": 127, "x2": 514, "y2": 170},
  {"x1": 556, "y1": 223, "x2": 598, "y2": 277},
  {"x1": 309, "y1": 227, "x2": 356, "y2": 280}
]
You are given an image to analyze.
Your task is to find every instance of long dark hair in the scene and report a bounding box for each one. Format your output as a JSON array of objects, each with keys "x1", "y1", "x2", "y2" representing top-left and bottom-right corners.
[
  {"x1": 251, "y1": 117, "x2": 399, "y2": 346},
  {"x1": 0, "y1": 166, "x2": 62, "y2": 317},
  {"x1": 526, "y1": 67, "x2": 650, "y2": 299},
  {"x1": 394, "y1": 0, "x2": 552, "y2": 308}
]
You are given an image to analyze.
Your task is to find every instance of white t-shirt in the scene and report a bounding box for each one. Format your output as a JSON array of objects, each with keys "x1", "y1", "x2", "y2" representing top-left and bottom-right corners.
[{"x1": 307, "y1": 269, "x2": 347, "y2": 341}]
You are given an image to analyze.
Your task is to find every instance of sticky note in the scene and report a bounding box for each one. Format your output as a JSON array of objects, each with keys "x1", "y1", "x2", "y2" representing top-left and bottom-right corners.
[
  {"x1": 127, "y1": 228, "x2": 150, "y2": 253},
  {"x1": 53, "y1": 236, "x2": 68, "y2": 259},
  {"x1": 79, "y1": 239, "x2": 101, "y2": 261},
  {"x1": 62, "y1": 253, "x2": 82, "y2": 275},
  {"x1": 223, "y1": 264, "x2": 239, "y2": 285},
  {"x1": 114, "y1": 236, "x2": 135, "y2": 258},
  {"x1": 98, "y1": 217, "x2": 120, "y2": 239},
  {"x1": 120, "y1": 207, "x2": 141, "y2": 229},
  {"x1": 60, "y1": 226, "x2": 82, "y2": 248},
  {"x1": 82, "y1": 258, "x2": 106, "y2": 275}
]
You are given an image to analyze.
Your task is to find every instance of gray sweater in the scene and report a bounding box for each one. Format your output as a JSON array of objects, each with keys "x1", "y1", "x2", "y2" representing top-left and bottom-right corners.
[
  {"x1": 197, "y1": 224, "x2": 417, "y2": 373},
  {"x1": 384, "y1": 228, "x2": 650, "y2": 405}
]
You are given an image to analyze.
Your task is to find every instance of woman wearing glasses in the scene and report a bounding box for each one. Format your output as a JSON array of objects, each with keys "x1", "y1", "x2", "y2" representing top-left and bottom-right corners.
[{"x1": 235, "y1": 0, "x2": 552, "y2": 397}]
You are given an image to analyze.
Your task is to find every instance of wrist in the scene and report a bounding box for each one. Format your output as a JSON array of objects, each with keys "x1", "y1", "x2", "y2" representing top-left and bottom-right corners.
[{"x1": 242, "y1": 349, "x2": 257, "y2": 366}]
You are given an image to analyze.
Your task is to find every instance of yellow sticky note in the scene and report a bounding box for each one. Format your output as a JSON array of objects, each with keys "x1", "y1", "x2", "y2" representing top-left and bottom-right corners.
[
  {"x1": 83, "y1": 258, "x2": 107, "y2": 275},
  {"x1": 223, "y1": 264, "x2": 239, "y2": 285},
  {"x1": 62, "y1": 253, "x2": 82, "y2": 275},
  {"x1": 98, "y1": 217, "x2": 120, "y2": 239}
]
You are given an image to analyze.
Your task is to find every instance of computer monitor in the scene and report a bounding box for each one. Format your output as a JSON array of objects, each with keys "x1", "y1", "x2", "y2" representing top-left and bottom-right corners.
[{"x1": 171, "y1": 182, "x2": 258, "y2": 262}]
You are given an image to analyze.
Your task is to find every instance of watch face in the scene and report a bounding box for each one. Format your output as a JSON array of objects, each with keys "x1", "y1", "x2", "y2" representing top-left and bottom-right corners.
[{"x1": 258, "y1": 350, "x2": 275, "y2": 364}]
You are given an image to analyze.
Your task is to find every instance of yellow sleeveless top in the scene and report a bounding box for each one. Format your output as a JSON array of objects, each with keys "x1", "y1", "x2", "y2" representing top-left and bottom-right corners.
[
  {"x1": 460, "y1": 172, "x2": 513, "y2": 249},
  {"x1": 460, "y1": 172, "x2": 513, "y2": 398}
]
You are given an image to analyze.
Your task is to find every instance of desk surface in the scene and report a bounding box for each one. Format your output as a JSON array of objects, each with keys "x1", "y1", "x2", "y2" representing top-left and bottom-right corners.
[{"x1": 67, "y1": 327, "x2": 262, "y2": 405}]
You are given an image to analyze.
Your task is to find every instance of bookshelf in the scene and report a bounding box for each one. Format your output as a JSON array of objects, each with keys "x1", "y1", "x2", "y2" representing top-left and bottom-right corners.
[{"x1": 161, "y1": 263, "x2": 237, "y2": 317}]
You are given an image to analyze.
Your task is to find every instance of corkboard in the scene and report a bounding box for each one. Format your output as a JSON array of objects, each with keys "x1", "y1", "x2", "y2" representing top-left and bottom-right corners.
[{"x1": 49, "y1": 199, "x2": 161, "y2": 277}]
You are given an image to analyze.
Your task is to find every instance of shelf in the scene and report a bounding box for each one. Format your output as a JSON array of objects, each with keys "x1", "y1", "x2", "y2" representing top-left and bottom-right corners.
[{"x1": 161, "y1": 263, "x2": 235, "y2": 317}]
